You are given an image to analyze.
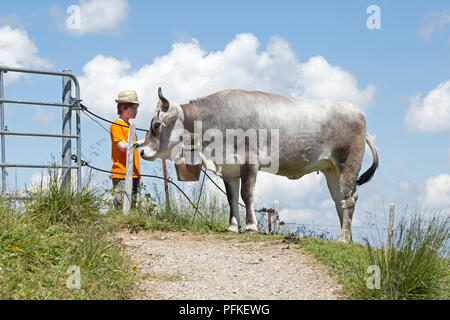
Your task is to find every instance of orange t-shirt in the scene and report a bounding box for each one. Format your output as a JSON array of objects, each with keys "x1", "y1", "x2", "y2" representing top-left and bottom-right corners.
[{"x1": 110, "y1": 118, "x2": 140, "y2": 179}]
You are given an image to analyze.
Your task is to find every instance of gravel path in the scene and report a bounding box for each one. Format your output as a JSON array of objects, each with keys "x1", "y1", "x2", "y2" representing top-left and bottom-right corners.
[{"x1": 116, "y1": 230, "x2": 342, "y2": 300}]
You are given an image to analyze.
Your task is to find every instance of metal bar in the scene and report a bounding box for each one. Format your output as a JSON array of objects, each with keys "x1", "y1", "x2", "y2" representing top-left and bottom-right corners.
[
  {"x1": 0, "y1": 66, "x2": 80, "y2": 99},
  {"x1": 0, "y1": 66, "x2": 82, "y2": 193},
  {"x1": 0, "y1": 99, "x2": 72, "y2": 108},
  {"x1": 0, "y1": 131, "x2": 78, "y2": 139},
  {"x1": 0, "y1": 164, "x2": 78, "y2": 169},
  {"x1": 0, "y1": 71, "x2": 5, "y2": 193},
  {"x1": 62, "y1": 70, "x2": 72, "y2": 188}
]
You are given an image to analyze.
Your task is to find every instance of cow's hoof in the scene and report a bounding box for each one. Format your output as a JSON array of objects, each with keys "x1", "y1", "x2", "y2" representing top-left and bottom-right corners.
[
  {"x1": 227, "y1": 225, "x2": 239, "y2": 233},
  {"x1": 245, "y1": 224, "x2": 258, "y2": 234},
  {"x1": 338, "y1": 236, "x2": 352, "y2": 243}
]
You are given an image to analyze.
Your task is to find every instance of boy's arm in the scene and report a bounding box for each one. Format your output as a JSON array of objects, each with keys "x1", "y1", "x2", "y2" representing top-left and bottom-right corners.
[
  {"x1": 116, "y1": 139, "x2": 144, "y2": 152},
  {"x1": 115, "y1": 141, "x2": 128, "y2": 153}
]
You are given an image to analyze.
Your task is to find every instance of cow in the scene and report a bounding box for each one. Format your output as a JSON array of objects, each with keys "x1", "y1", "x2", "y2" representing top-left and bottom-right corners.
[{"x1": 141, "y1": 88, "x2": 378, "y2": 243}]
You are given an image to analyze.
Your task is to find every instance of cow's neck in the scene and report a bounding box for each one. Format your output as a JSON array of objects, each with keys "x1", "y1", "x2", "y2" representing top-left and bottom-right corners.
[{"x1": 180, "y1": 103, "x2": 197, "y2": 133}]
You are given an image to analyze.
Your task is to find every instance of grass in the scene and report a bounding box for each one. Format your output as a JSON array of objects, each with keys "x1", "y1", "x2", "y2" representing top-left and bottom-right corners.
[
  {"x1": 0, "y1": 169, "x2": 136, "y2": 299},
  {"x1": 0, "y1": 167, "x2": 231, "y2": 299},
  {"x1": 295, "y1": 237, "x2": 370, "y2": 299},
  {"x1": 1, "y1": 167, "x2": 448, "y2": 300},
  {"x1": 362, "y1": 211, "x2": 449, "y2": 300},
  {"x1": 295, "y1": 211, "x2": 449, "y2": 300}
]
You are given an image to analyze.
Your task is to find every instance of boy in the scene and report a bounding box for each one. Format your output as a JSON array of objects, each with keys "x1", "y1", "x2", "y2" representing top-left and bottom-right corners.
[{"x1": 110, "y1": 90, "x2": 145, "y2": 210}]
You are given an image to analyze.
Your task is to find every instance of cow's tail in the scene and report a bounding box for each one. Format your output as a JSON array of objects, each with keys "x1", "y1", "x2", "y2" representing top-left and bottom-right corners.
[{"x1": 356, "y1": 135, "x2": 379, "y2": 186}]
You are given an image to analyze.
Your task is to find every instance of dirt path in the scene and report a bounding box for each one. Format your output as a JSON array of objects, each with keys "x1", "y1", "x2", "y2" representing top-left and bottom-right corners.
[{"x1": 116, "y1": 230, "x2": 342, "y2": 300}]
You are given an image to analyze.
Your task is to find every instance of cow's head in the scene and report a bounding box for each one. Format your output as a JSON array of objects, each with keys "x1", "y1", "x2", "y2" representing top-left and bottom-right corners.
[{"x1": 140, "y1": 88, "x2": 184, "y2": 161}]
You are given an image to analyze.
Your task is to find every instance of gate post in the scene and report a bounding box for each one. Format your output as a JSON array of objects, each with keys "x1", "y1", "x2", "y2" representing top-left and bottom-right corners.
[
  {"x1": 0, "y1": 70, "x2": 5, "y2": 194},
  {"x1": 62, "y1": 70, "x2": 72, "y2": 188}
]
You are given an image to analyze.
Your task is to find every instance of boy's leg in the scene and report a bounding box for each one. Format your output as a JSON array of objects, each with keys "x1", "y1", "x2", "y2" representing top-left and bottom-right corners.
[
  {"x1": 112, "y1": 178, "x2": 125, "y2": 210},
  {"x1": 131, "y1": 178, "x2": 139, "y2": 209}
]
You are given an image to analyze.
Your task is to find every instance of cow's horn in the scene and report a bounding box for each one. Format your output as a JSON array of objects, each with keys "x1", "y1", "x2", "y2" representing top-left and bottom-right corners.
[{"x1": 158, "y1": 87, "x2": 169, "y2": 111}]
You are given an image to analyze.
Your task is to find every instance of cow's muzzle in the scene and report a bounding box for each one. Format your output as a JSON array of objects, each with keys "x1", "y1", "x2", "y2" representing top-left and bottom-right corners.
[{"x1": 140, "y1": 148, "x2": 157, "y2": 161}]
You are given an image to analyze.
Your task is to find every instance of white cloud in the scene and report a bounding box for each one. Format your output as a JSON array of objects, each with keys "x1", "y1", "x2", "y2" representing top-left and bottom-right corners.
[
  {"x1": 255, "y1": 171, "x2": 323, "y2": 208},
  {"x1": 0, "y1": 26, "x2": 52, "y2": 86},
  {"x1": 78, "y1": 33, "x2": 376, "y2": 129},
  {"x1": 279, "y1": 208, "x2": 317, "y2": 223},
  {"x1": 28, "y1": 169, "x2": 78, "y2": 191},
  {"x1": 29, "y1": 172, "x2": 50, "y2": 189},
  {"x1": 405, "y1": 80, "x2": 450, "y2": 133},
  {"x1": 279, "y1": 207, "x2": 338, "y2": 226},
  {"x1": 422, "y1": 174, "x2": 450, "y2": 210},
  {"x1": 319, "y1": 199, "x2": 335, "y2": 210},
  {"x1": 51, "y1": 0, "x2": 129, "y2": 36},
  {"x1": 418, "y1": 12, "x2": 450, "y2": 40}
]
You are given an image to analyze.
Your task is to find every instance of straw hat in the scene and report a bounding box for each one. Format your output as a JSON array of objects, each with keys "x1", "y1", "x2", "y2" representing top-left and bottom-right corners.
[{"x1": 115, "y1": 90, "x2": 141, "y2": 104}]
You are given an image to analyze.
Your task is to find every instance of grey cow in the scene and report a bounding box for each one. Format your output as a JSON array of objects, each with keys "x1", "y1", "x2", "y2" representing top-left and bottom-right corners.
[{"x1": 141, "y1": 88, "x2": 378, "y2": 242}]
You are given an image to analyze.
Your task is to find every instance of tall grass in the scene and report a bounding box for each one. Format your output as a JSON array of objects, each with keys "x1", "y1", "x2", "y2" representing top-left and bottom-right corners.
[
  {"x1": 296, "y1": 208, "x2": 449, "y2": 300},
  {"x1": 113, "y1": 180, "x2": 230, "y2": 233},
  {"x1": 0, "y1": 168, "x2": 136, "y2": 299},
  {"x1": 360, "y1": 210, "x2": 449, "y2": 299},
  {"x1": 25, "y1": 169, "x2": 103, "y2": 226}
]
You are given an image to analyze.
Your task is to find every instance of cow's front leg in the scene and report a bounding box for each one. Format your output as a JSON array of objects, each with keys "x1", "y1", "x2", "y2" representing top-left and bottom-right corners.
[
  {"x1": 223, "y1": 176, "x2": 241, "y2": 233},
  {"x1": 240, "y1": 164, "x2": 258, "y2": 234}
]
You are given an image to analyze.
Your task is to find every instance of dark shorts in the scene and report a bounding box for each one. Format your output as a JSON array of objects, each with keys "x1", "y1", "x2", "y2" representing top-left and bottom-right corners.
[{"x1": 112, "y1": 178, "x2": 140, "y2": 210}]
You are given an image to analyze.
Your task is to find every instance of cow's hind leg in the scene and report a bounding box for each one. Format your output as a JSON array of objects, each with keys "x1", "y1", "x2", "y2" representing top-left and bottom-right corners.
[
  {"x1": 240, "y1": 164, "x2": 259, "y2": 234},
  {"x1": 324, "y1": 157, "x2": 360, "y2": 243},
  {"x1": 223, "y1": 176, "x2": 241, "y2": 233},
  {"x1": 324, "y1": 166, "x2": 344, "y2": 229}
]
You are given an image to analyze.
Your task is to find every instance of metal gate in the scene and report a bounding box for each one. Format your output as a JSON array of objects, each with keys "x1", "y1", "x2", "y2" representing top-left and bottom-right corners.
[{"x1": 0, "y1": 66, "x2": 82, "y2": 197}]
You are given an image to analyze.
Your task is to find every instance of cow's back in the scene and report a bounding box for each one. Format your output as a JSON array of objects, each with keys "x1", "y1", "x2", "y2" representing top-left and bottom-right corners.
[{"x1": 190, "y1": 89, "x2": 366, "y2": 172}]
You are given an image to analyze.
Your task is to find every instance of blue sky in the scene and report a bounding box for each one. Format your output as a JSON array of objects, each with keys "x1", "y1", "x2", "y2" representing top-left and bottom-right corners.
[{"x1": 1, "y1": 1, "x2": 449, "y2": 242}]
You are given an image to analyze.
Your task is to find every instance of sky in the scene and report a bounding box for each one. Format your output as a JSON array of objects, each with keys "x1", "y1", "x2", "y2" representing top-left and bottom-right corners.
[{"x1": 0, "y1": 0, "x2": 449, "y2": 243}]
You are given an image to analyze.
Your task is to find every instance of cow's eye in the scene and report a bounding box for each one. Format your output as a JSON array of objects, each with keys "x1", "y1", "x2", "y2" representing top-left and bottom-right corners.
[{"x1": 152, "y1": 121, "x2": 161, "y2": 133}]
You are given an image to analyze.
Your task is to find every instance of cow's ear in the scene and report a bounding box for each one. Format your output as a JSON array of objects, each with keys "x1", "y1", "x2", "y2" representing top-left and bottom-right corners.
[
  {"x1": 158, "y1": 87, "x2": 170, "y2": 112},
  {"x1": 160, "y1": 108, "x2": 178, "y2": 127}
]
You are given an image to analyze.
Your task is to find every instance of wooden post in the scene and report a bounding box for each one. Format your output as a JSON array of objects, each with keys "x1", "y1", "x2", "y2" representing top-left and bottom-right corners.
[
  {"x1": 162, "y1": 159, "x2": 170, "y2": 211},
  {"x1": 268, "y1": 209, "x2": 272, "y2": 234},
  {"x1": 273, "y1": 200, "x2": 279, "y2": 234},
  {"x1": 387, "y1": 203, "x2": 395, "y2": 249},
  {"x1": 123, "y1": 124, "x2": 136, "y2": 215}
]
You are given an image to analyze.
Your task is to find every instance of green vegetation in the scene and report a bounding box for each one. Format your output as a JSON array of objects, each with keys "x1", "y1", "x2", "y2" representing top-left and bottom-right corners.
[
  {"x1": 1, "y1": 167, "x2": 448, "y2": 300},
  {"x1": 296, "y1": 211, "x2": 449, "y2": 300},
  {"x1": 0, "y1": 168, "x2": 231, "y2": 299},
  {"x1": 0, "y1": 170, "x2": 136, "y2": 299}
]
